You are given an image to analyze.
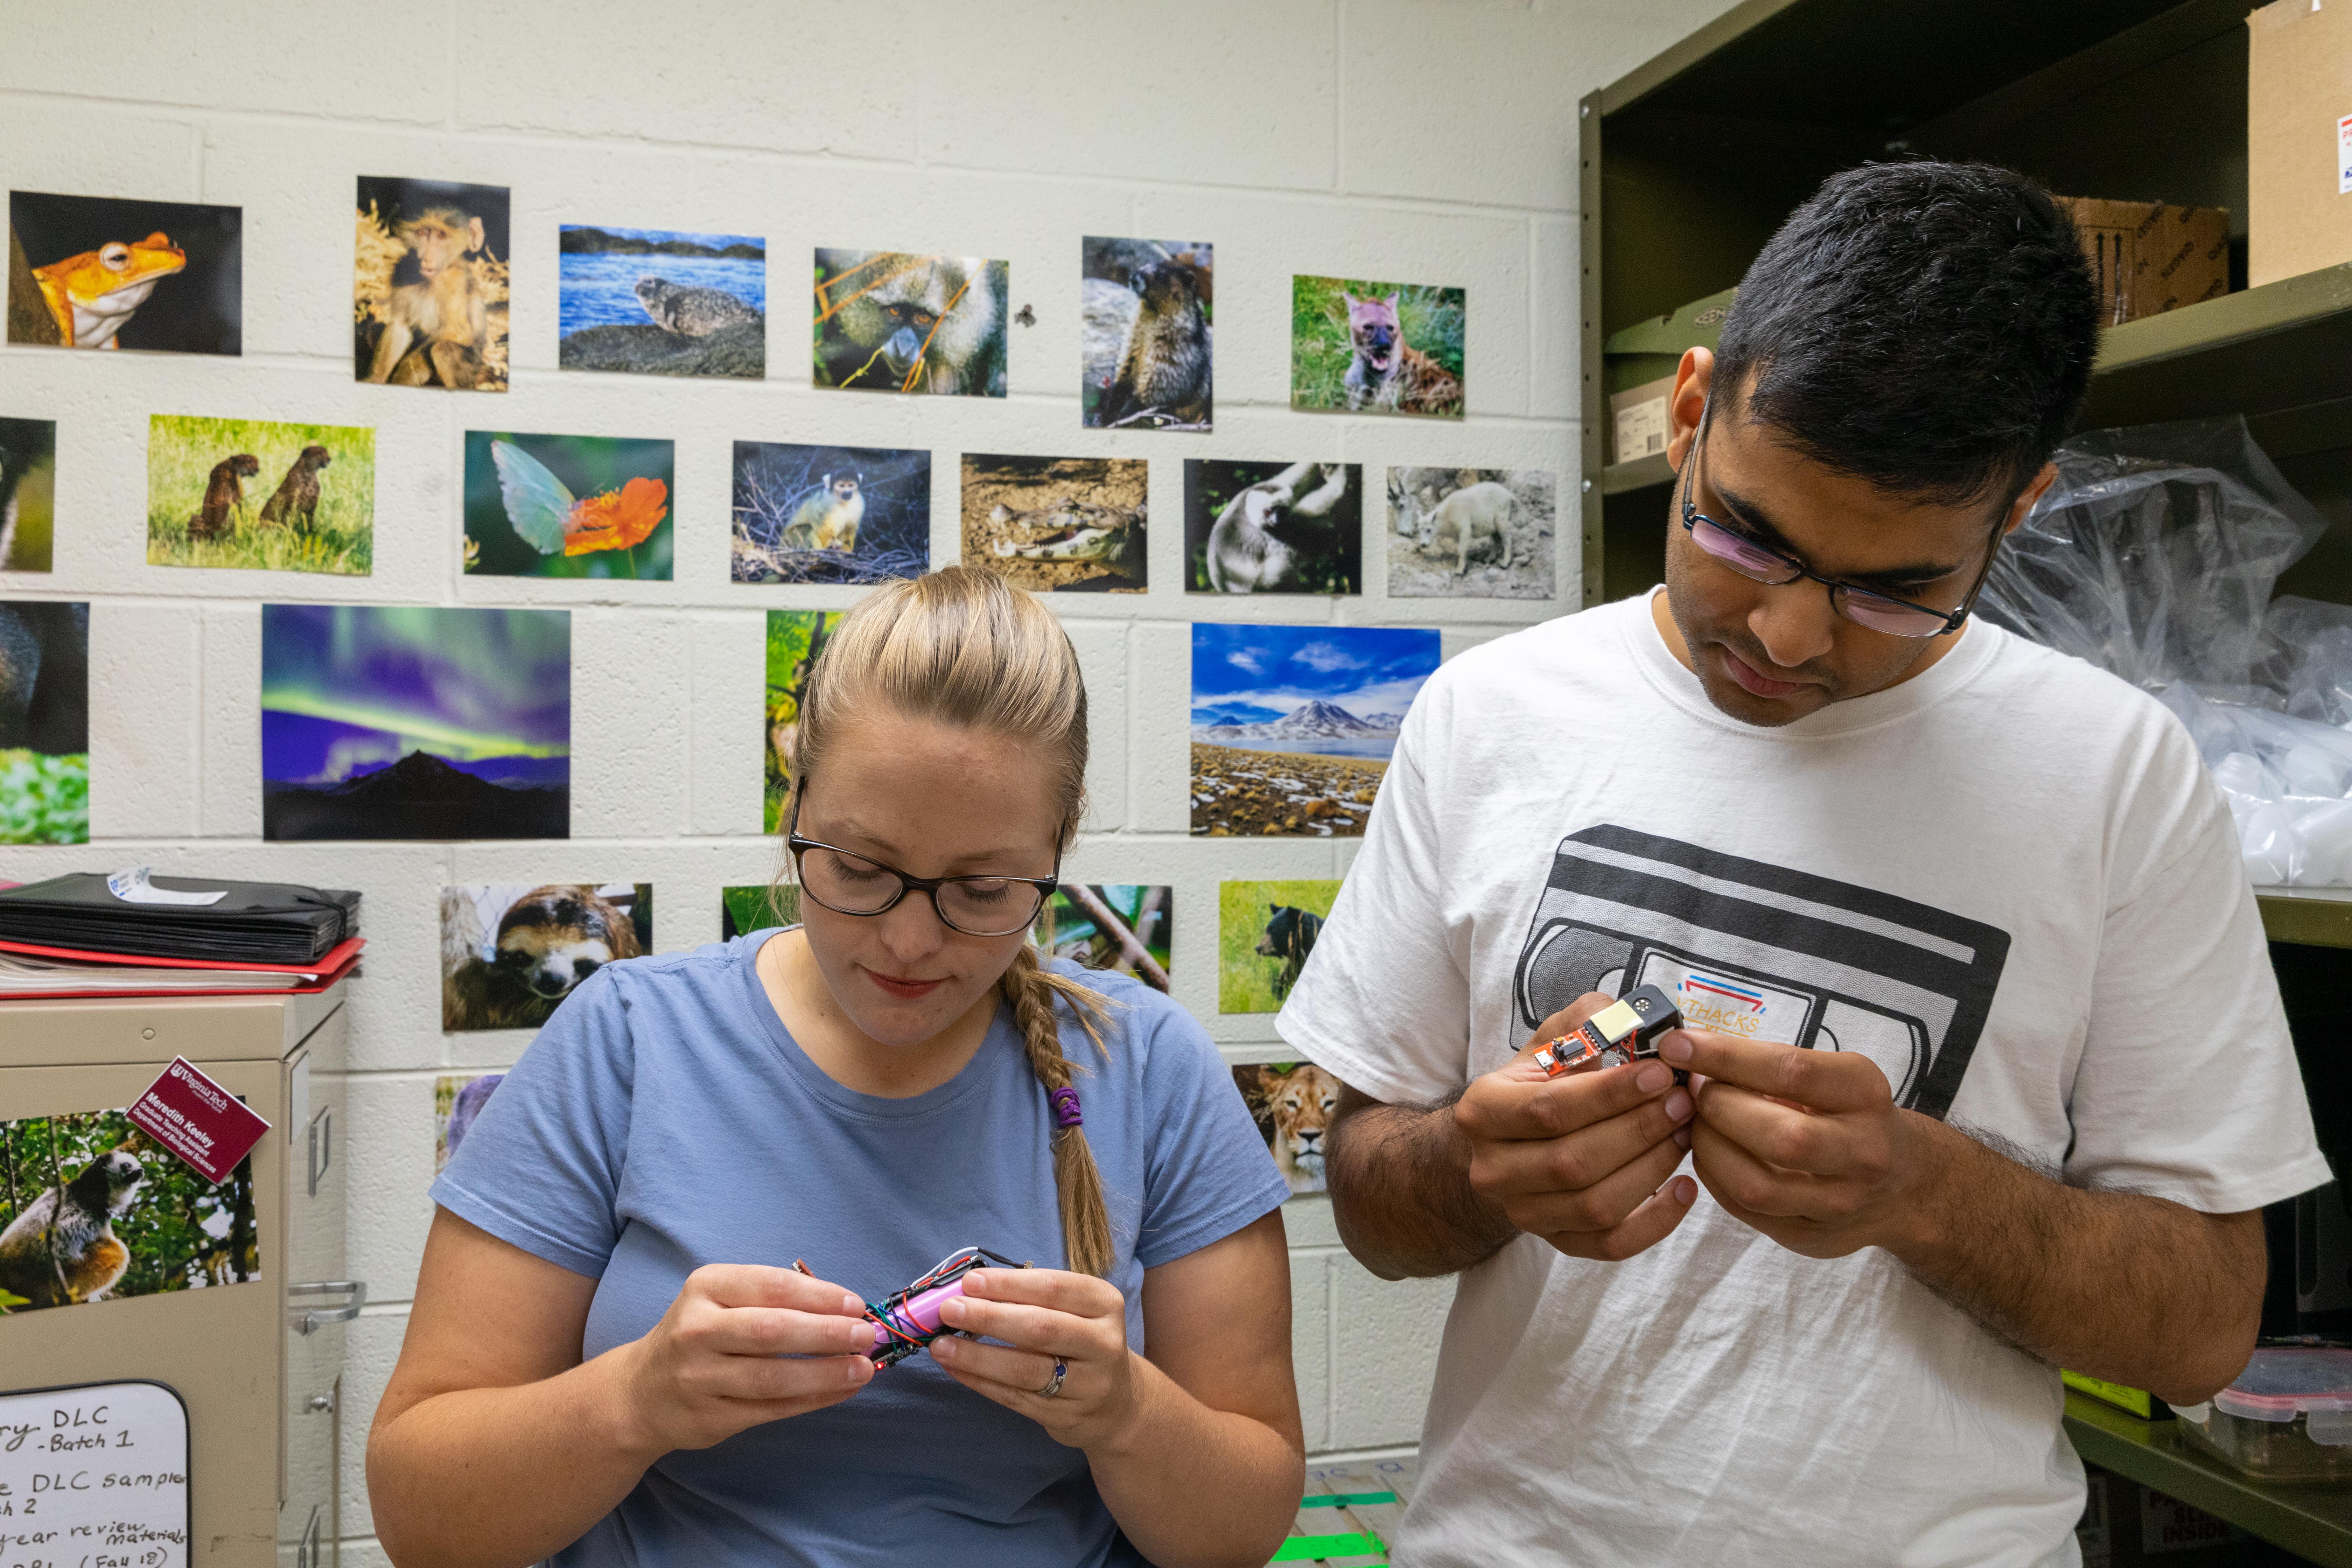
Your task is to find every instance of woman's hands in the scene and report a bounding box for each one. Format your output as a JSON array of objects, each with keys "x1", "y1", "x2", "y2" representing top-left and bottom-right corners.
[
  {"x1": 610, "y1": 1264, "x2": 877, "y2": 1456},
  {"x1": 930, "y1": 1268, "x2": 1141, "y2": 1450}
]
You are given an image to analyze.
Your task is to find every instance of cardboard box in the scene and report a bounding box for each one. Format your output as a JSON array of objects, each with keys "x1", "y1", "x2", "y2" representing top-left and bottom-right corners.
[
  {"x1": 1602, "y1": 285, "x2": 1736, "y2": 396},
  {"x1": 1608, "y1": 373, "x2": 1676, "y2": 466},
  {"x1": 2053, "y1": 196, "x2": 2230, "y2": 324},
  {"x1": 2248, "y1": 0, "x2": 2352, "y2": 287}
]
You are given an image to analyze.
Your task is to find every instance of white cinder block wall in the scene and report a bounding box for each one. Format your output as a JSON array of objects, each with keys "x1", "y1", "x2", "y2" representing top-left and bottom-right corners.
[{"x1": 0, "y1": 0, "x2": 1736, "y2": 1558}]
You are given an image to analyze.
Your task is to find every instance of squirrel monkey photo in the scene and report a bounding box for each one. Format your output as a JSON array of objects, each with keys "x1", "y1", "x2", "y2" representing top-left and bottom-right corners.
[{"x1": 781, "y1": 472, "x2": 864, "y2": 552}]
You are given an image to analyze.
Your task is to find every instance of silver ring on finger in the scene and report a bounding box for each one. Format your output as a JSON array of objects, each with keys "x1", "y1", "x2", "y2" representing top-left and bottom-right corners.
[{"x1": 1034, "y1": 1359, "x2": 1068, "y2": 1398}]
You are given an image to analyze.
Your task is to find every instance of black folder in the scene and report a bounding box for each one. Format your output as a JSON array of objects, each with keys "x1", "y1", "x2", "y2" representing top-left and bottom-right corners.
[{"x1": 0, "y1": 873, "x2": 361, "y2": 964}]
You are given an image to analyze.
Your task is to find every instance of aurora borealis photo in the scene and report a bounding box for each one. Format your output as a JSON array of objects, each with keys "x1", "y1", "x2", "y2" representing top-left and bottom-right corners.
[{"x1": 261, "y1": 604, "x2": 570, "y2": 840}]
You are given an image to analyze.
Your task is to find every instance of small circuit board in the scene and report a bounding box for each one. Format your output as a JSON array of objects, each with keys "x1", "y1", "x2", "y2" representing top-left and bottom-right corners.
[{"x1": 1532, "y1": 985, "x2": 1684, "y2": 1080}]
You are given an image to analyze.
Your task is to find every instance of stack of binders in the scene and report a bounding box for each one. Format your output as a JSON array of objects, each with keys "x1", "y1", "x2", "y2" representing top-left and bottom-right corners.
[{"x1": 0, "y1": 870, "x2": 363, "y2": 1000}]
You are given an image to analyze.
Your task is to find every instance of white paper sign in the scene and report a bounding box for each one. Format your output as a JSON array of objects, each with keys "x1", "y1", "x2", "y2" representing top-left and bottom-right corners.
[
  {"x1": 106, "y1": 868, "x2": 227, "y2": 908},
  {"x1": 0, "y1": 1381, "x2": 189, "y2": 1566}
]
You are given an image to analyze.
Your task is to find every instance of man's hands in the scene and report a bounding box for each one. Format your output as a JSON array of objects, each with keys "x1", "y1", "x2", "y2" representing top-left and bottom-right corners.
[
  {"x1": 1661, "y1": 1029, "x2": 1937, "y2": 1261},
  {"x1": 1454, "y1": 992, "x2": 1700, "y2": 1262}
]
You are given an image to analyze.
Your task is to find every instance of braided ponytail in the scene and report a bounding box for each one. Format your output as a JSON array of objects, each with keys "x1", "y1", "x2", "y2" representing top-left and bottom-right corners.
[
  {"x1": 784, "y1": 566, "x2": 1119, "y2": 1277},
  {"x1": 1000, "y1": 943, "x2": 1117, "y2": 1277}
]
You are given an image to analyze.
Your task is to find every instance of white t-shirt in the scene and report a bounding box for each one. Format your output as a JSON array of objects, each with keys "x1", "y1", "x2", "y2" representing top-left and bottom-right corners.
[{"x1": 1278, "y1": 592, "x2": 2329, "y2": 1568}]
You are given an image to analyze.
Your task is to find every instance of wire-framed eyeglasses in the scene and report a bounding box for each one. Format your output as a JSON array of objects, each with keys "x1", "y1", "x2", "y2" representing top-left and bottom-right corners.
[
  {"x1": 1678, "y1": 401, "x2": 2007, "y2": 639},
  {"x1": 785, "y1": 796, "x2": 1059, "y2": 938}
]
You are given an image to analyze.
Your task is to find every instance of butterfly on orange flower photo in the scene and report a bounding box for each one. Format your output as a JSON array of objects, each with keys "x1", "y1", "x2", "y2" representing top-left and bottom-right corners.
[{"x1": 461, "y1": 430, "x2": 675, "y2": 579}]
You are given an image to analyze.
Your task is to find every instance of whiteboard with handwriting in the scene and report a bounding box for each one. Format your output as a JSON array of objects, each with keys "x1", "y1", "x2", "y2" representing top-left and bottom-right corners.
[{"x1": 0, "y1": 1381, "x2": 189, "y2": 1568}]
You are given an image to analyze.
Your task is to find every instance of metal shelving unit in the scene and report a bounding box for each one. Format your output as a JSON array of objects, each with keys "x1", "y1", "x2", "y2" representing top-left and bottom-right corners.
[{"x1": 2066, "y1": 1394, "x2": 2352, "y2": 1566}]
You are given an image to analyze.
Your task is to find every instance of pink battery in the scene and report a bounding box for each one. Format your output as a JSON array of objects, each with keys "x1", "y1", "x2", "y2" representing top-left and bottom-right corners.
[{"x1": 869, "y1": 1276, "x2": 969, "y2": 1357}]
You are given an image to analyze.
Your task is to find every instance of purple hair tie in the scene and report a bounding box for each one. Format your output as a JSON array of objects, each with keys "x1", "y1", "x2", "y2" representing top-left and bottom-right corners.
[{"x1": 1048, "y1": 1087, "x2": 1083, "y2": 1129}]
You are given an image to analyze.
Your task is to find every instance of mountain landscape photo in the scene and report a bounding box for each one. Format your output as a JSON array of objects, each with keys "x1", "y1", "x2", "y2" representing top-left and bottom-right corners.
[
  {"x1": 261, "y1": 605, "x2": 571, "y2": 841},
  {"x1": 1189, "y1": 623, "x2": 1438, "y2": 837}
]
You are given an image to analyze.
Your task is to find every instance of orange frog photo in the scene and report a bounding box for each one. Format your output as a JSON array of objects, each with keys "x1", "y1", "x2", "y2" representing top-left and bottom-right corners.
[{"x1": 7, "y1": 190, "x2": 242, "y2": 355}]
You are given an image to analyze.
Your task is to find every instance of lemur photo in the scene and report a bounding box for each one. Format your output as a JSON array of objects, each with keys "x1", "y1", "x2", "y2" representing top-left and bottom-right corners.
[
  {"x1": 764, "y1": 610, "x2": 845, "y2": 834},
  {"x1": 813, "y1": 250, "x2": 1007, "y2": 397},
  {"x1": 1217, "y1": 878, "x2": 1339, "y2": 1014},
  {"x1": 1386, "y1": 466, "x2": 1557, "y2": 600},
  {"x1": 0, "y1": 1108, "x2": 259, "y2": 1316},
  {"x1": 440, "y1": 883, "x2": 652, "y2": 1032},
  {"x1": 8, "y1": 189, "x2": 243, "y2": 355},
  {"x1": 1185, "y1": 459, "x2": 1364, "y2": 594},
  {"x1": 0, "y1": 417, "x2": 56, "y2": 573},
  {"x1": 559, "y1": 225, "x2": 765, "y2": 379},
  {"x1": 147, "y1": 414, "x2": 376, "y2": 576},
  {"x1": 1080, "y1": 237, "x2": 1211, "y2": 431},
  {"x1": 1232, "y1": 1062, "x2": 1340, "y2": 1197},
  {"x1": 731, "y1": 442, "x2": 930, "y2": 586},
  {"x1": 1034, "y1": 885, "x2": 1172, "y2": 993},
  {"x1": 1290, "y1": 274, "x2": 1464, "y2": 419},
  {"x1": 962, "y1": 454, "x2": 1147, "y2": 594},
  {"x1": 0, "y1": 598, "x2": 89, "y2": 846},
  {"x1": 354, "y1": 176, "x2": 511, "y2": 392},
  {"x1": 462, "y1": 430, "x2": 674, "y2": 580}
]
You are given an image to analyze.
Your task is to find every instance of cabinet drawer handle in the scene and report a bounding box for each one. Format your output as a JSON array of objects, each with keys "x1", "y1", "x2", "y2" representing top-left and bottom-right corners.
[{"x1": 288, "y1": 1279, "x2": 366, "y2": 1335}]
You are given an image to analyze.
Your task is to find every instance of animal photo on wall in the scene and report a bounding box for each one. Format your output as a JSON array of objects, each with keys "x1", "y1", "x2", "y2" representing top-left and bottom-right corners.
[
  {"x1": 1291, "y1": 274, "x2": 1464, "y2": 419},
  {"x1": 147, "y1": 415, "x2": 375, "y2": 575},
  {"x1": 1191, "y1": 623, "x2": 1438, "y2": 837},
  {"x1": 7, "y1": 191, "x2": 241, "y2": 355},
  {"x1": 1080, "y1": 237, "x2": 1211, "y2": 431},
  {"x1": 731, "y1": 442, "x2": 930, "y2": 586},
  {"x1": 261, "y1": 604, "x2": 570, "y2": 841},
  {"x1": 0, "y1": 599, "x2": 88, "y2": 846},
  {"x1": 0, "y1": 417, "x2": 56, "y2": 573},
  {"x1": 1218, "y1": 879, "x2": 1339, "y2": 1013},
  {"x1": 962, "y1": 454, "x2": 1146, "y2": 593},
  {"x1": 462, "y1": 430, "x2": 674, "y2": 580},
  {"x1": 813, "y1": 250, "x2": 1007, "y2": 397},
  {"x1": 441, "y1": 883, "x2": 651, "y2": 1031},
  {"x1": 354, "y1": 176, "x2": 510, "y2": 392},
  {"x1": 722, "y1": 883, "x2": 800, "y2": 939},
  {"x1": 1185, "y1": 459, "x2": 1363, "y2": 594},
  {"x1": 559, "y1": 225, "x2": 765, "y2": 378},
  {"x1": 0, "y1": 1108, "x2": 258, "y2": 1315},
  {"x1": 1034, "y1": 885, "x2": 1171, "y2": 993},
  {"x1": 1233, "y1": 1062, "x2": 1341, "y2": 1196},
  {"x1": 1386, "y1": 466, "x2": 1556, "y2": 599},
  {"x1": 764, "y1": 610, "x2": 845, "y2": 833},
  {"x1": 434, "y1": 1073, "x2": 506, "y2": 1175}
]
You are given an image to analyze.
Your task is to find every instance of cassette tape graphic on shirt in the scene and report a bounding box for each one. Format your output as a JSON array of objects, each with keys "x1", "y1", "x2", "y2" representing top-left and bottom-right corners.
[{"x1": 1512, "y1": 824, "x2": 2010, "y2": 1120}]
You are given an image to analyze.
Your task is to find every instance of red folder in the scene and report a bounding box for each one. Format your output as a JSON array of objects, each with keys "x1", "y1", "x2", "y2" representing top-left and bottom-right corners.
[
  {"x1": 0, "y1": 934, "x2": 365, "y2": 976},
  {"x1": 0, "y1": 947, "x2": 363, "y2": 1001}
]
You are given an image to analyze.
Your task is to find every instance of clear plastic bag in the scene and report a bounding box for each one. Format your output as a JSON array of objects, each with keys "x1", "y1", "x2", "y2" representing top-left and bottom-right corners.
[{"x1": 1977, "y1": 416, "x2": 2352, "y2": 886}]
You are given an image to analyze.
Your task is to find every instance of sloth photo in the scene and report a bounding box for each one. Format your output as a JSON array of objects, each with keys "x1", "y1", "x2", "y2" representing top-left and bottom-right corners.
[
  {"x1": 1034, "y1": 885, "x2": 1172, "y2": 993},
  {"x1": 462, "y1": 430, "x2": 674, "y2": 580},
  {"x1": 0, "y1": 1107, "x2": 257, "y2": 1314},
  {"x1": 559, "y1": 224, "x2": 765, "y2": 379},
  {"x1": 1386, "y1": 466, "x2": 1557, "y2": 600},
  {"x1": 147, "y1": 414, "x2": 375, "y2": 575},
  {"x1": 440, "y1": 882, "x2": 652, "y2": 1031},
  {"x1": 962, "y1": 454, "x2": 1146, "y2": 594},
  {"x1": 813, "y1": 249, "x2": 1008, "y2": 397},
  {"x1": 8, "y1": 190, "x2": 243, "y2": 355},
  {"x1": 731, "y1": 442, "x2": 930, "y2": 585},
  {"x1": 765, "y1": 610, "x2": 846, "y2": 833},
  {"x1": 721, "y1": 884, "x2": 801, "y2": 939},
  {"x1": 355, "y1": 176, "x2": 511, "y2": 392},
  {"x1": 1081, "y1": 237, "x2": 1212, "y2": 431}
]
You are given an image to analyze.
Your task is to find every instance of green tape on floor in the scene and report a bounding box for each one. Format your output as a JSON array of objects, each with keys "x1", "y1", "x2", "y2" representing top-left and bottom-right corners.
[
  {"x1": 1299, "y1": 1493, "x2": 1399, "y2": 1508},
  {"x1": 1271, "y1": 1531, "x2": 1385, "y2": 1561}
]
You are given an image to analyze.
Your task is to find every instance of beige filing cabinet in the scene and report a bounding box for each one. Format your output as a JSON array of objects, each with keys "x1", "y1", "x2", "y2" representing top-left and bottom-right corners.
[{"x1": 0, "y1": 984, "x2": 353, "y2": 1567}]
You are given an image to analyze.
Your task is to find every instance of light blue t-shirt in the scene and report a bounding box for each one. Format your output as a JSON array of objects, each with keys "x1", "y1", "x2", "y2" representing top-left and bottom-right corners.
[{"x1": 431, "y1": 931, "x2": 1288, "y2": 1568}]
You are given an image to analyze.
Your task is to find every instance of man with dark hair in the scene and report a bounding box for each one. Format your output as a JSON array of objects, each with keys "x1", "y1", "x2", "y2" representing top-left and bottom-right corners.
[{"x1": 1279, "y1": 161, "x2": 2325, "y2": 1564}]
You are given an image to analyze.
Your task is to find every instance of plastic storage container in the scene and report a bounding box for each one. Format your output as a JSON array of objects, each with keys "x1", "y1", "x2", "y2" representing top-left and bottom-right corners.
[{"x1": 2173, "y1": 1347, "x2": 2352, "y2": 1482}]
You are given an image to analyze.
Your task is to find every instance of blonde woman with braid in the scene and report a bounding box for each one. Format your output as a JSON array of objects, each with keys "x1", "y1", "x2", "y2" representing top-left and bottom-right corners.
[{"x1": 370, "y1": 568, "x2": 1303, "y2": 1568}]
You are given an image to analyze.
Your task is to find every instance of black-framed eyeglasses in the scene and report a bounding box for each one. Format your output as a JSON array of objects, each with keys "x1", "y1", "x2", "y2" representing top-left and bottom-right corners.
[
  {"x1": 785, "y1": 796, "x2": 1059, "y2": 938},
  {"x1": 1678, "y1": 400, "x2": 2007, "y2": 639}
]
